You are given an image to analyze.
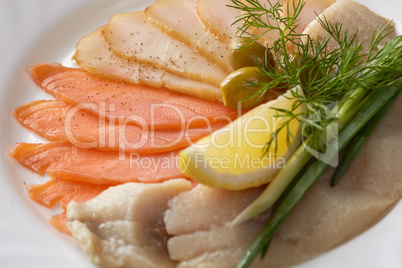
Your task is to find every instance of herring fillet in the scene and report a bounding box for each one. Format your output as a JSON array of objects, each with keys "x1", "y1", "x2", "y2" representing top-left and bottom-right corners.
[
  {"x1": 302, "y1": 0, "x2": 397, "y2": 53},
  {"x1": 67, "y1": 179, "x2": 192, "y2": 268},
  {"x1": 14, "y1": 100, "x2": 228, "y2": 155},
  {"x1": 103, "y1": 11, "x2": 227, "y2": 87},
  {"x1": 74, "y1": 27, "x2": 223, "y2": 103}
]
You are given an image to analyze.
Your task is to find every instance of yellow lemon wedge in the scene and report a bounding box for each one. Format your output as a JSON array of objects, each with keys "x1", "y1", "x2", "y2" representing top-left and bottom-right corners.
[{"x1": 179, "y1": 86, "x2": 305, "y2": 190}]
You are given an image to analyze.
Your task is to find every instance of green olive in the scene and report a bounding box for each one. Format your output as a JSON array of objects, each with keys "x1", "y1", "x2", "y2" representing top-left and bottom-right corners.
[
  {"x1": 220, "y1": 67, "x2": 271, "y2": 110},
  {"x1": 229, "y1": 39, "x2": 274, "y2": 70}
]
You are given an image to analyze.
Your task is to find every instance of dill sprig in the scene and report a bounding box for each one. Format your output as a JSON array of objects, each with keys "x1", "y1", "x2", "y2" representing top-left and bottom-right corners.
[
  {"x1": 228, "y1": 0, "x2": 402, "y2": 267},
  {"x1": 229, "y1": 0, "x2": 397, "y2": 155}
]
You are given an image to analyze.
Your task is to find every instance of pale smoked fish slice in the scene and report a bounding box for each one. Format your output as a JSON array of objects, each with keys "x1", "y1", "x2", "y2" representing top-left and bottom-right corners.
[
  {"x1": 67, "y1": 179, "x2": 192, "y2": 268},
  {"x1": 245, "y1": 0, "x2": 286, "y2": 46},
  {"x1": 240, "y1": 0, "x2": 332, "y2": 47},
  {"x1": 103, "y1": 11, "x2": 227, "y2": 87},
  {"x1": 303, "y1": 0, "x2": 397, "y2": 53},
  {"x1": 29, "y1": 63, "x2": 239, "y2": 130},
  {"x1": 74, "y1": 27, "x2": 223, "y2": 103},
  {"x1": 338, "y1": 96, "x2": 402, "y2": 198},
  {"x1": 196, "y1": 0, "x2": 242, "y2": 43},
  {"x1": 166, "y1": 178, "x2": 397, "y2": 267},
  {"x1": 164, "y1": 184, "x2": 264, "y2": 235},
  {"x1": 10, "y1": 141, "x2": 184, "y2": 185},
  {"x1": 14, "y1": 100, "x2": 227, "y2": 155},
  {"x1": 282, "y1": 0, "x2": 335, "y2": 35},
  {"x1": 145, "y1": 0, "x2": 233, "y2": 74},
  {"x1": 168, "y1": 221, "x2": 265, "y2": 261},
  {"x1": 166, "y1": 98, "x2": 402, "y2": 267}
]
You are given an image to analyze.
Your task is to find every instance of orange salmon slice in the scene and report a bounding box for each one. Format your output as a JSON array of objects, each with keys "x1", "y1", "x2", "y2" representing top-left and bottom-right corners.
[
  {"x1": 11, "y1": 141, "x2": 185, "y2": 185},
  {"x1": 26, "y1": 178, "x2": 111, "y2": 235},
  {"x1": 25, "y1": 178, "x2": 110, "y2": 210},
  {"x1": 49, "y1": 212, "x2": 70, "y2": 235},
  {"x1": 14, "y1": 100, "x2": 227, "y2": 155},
  {"x1": 29, "y1": 63, "x2": 238, "y2": 130}
]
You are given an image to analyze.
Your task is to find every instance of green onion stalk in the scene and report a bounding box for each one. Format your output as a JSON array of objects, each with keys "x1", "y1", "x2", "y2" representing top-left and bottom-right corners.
[
  {"x1": 237, "y1": 79, "x2": 401, "y2": 268},
  {"x1": 227, "y1": 1, "x2": 402, "y2": 266},
  {"x1": 235, "y1": 37, "x2": 402, "y2": 268},
  {"x1": 232, "y1": 34, "x2": 402, "y2": 225},
  {"x1": 232, "y1": 78, "x2": 372, "y2": 225}
]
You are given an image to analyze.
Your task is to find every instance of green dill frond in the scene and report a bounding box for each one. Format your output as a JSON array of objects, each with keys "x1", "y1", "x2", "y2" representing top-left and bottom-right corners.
[{"x1": 229, "y1": 0, "x2": 401, "y2": 155}]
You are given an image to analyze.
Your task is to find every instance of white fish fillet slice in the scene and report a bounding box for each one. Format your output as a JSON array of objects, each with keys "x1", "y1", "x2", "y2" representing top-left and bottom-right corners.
[
  {"x1": 247, "y1": 0, "x2": 334, "y2": 46},
  {"x1": 265, "y1": 177, "x2": 397, "y2": 267},
  {"x1": 196, "y1": 0, "x2": 243, "y2": 43},
  {"x1": 73, "y1": 27, "x2": 223, "y2": 102},
  {"x1": 145, "y1": 0, "x2": 233, "y2": 74},
  {"x1": 166, "y1": 94, "x2": 402, "y2": 267},
  {"x1": 302, "y1": 0, "x2": 397, "y2": 53},
  {"x1": 245, "y1": 0, "x2": 286, "y2": 46},
  {"x1": 67, "y1": 179, "x2": 192, "y2": 268},
  {"x1": 339, "y1": 97, "x2": 402, "y2": 198},
  {"x1": 103, "y1": 11, "x2": 227, "y2": 88},
  {"x1": 282, "y1": 0, "x2": 335, "y2": 35},
  {"x1": 167, "y1": 177, "x2": 397, "y2": 267},
  {"x1": 167, "y1": 91, "x2": 402, "y2": 266},
  {"x1": 164, "y1": 184, "x2": 264, "y2": 235},
  {"x1": 168, "y1": 220, "x2": 266, "y2": 261},
  {"x1": 194, "y1": 0, "x2": 280, "y2": 47}
]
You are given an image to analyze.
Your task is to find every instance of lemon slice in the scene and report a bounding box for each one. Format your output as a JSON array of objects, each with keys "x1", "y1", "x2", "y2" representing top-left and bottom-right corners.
[{"x1": 179, "y1": 86, "x2": 305, "y2": 190}]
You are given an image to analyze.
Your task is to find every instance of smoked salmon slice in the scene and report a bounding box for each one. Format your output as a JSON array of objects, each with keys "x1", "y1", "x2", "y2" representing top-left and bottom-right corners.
[
  {"x1": 29, "y1": 63, "x2": 238, "y2": 130},
  {"x1": 14, "y1": 100, "x2": 227, "y2": 155},
  {"x1": 25, "y1": 179, "x2": 110, "y2": 210},
  {"x1": 49, "y1": 212, "x2": 70, "y2": 235},
  {"x1": 11, "y1": 141, "x2": 184, "y2": 184},
  {"x1": 26, "y1": 178, "x2": 111, "y2": 235}
]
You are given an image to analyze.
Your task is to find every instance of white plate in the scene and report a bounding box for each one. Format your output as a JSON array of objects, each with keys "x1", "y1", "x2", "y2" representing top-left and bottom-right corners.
[{"x1": 0, "y1": 0, "x2": 401, "y2": 267}]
